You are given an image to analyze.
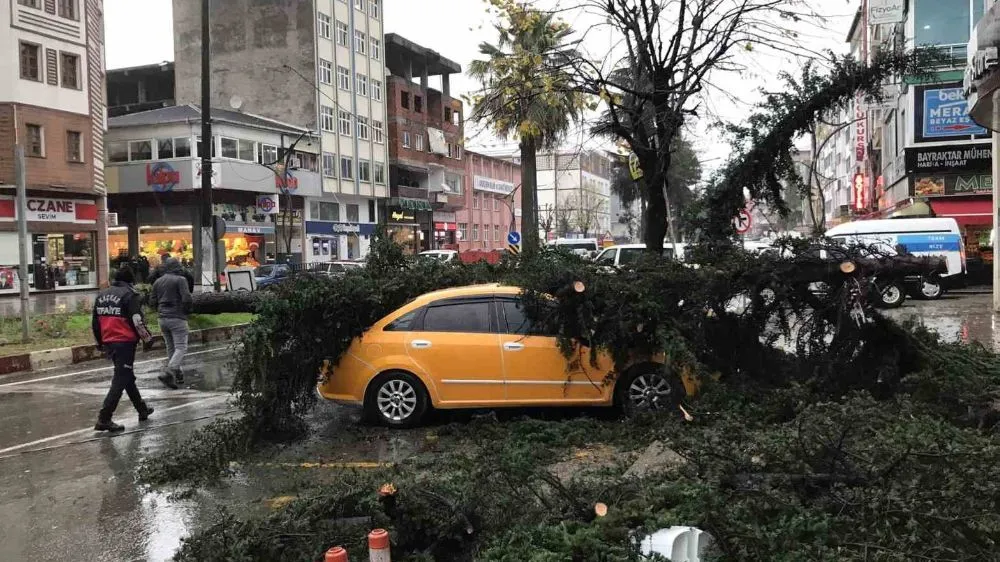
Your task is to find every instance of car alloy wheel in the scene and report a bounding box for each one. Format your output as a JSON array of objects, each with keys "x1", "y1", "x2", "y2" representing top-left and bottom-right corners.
[
  {"x1": 880, "y1": 284, "x2": 904, "y2": 307},
  {"x1": 920, "y1": 279, "x2": 943, "y2": 300},
  {"x1": 626, "y1": 372, "x2": 676, "y2": 412},
  {"x1": 376, "y1": 379, "x2": 418, "y2": 422}
]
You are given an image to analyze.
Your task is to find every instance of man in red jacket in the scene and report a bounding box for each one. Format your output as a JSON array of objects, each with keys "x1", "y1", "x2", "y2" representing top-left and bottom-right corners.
[{"x1": 92, "y1": 266, "x2": 154, "y2": 432}]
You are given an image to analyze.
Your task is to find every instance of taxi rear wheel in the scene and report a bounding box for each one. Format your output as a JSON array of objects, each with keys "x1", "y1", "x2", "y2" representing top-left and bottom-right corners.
[
  {"x1": 363, "y1": 371, "x2": 428, "y2": 428},
  {"x1": 615, "y1": 363, "x2": 685, "y2": 417}
]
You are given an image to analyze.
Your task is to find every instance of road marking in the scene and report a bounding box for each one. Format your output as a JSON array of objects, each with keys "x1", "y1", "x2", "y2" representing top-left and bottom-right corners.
[
  {"x1": 0, "y1": 345, "x2": 231, "y2": 388},
  {"x1": 0, "y1": 396, "x2": 226, "y2": 456}
]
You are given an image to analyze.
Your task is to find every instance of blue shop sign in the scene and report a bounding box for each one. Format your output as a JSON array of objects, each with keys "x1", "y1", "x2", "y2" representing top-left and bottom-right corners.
[
  {"x1": 921, "y1": 87, "x2": 987, "y2": 139},
  {"x1": 306, "y1": 221, "x2": 375, "y2": 236}
]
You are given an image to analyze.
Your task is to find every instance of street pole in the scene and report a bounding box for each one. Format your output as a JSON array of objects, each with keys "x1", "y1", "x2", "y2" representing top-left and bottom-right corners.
[
  {"x1": 992, "y1": 90, "x2": 1000, "y2": 312},
  {"x1": 200, "y1": 0, "x2": 219, "y2": 291},
  {"x1": 14, "y1": 145, "x2": 29, "y2": 342}
]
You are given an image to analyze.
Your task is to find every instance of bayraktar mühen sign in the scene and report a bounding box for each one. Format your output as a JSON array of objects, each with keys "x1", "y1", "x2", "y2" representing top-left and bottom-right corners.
[{"x1": 906, "y1": 142, "x2": 993, "y2": 196}]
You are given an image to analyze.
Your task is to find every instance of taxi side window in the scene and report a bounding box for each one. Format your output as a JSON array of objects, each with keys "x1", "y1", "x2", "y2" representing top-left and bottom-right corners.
[
  {"x1": 422, "y1": 301, "x2": 492, "y2": 333},
  {"x1": 499, "y1": 298, "x2": 557, "y2": 336},
  {"x1": 384, "y1": 310, "x2": 419, "y2": 332}
]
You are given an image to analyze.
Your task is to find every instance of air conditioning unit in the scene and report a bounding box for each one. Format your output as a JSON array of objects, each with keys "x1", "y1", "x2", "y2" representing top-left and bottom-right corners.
[{"x1": 107, "y1": 212, "x2": 119, "y2": 226}]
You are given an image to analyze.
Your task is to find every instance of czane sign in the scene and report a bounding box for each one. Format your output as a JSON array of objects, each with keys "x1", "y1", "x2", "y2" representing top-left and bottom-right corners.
[{"x1": 0, "y1": 197, "x2": 98, "y2": 223}]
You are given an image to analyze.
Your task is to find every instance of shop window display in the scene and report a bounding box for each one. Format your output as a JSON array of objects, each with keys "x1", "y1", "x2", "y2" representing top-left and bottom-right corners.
[
  {"x1": 138, "y1": 226, "x2": 195, "y2": 269},
  {"x1": 30, "y1": 233, "x2": 96, "y2": 289}
]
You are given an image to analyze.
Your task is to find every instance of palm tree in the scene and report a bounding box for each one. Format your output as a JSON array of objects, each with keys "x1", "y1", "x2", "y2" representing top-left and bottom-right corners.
[{"x1": 468, "y1": 5, "x2": 586, "y2": 254}]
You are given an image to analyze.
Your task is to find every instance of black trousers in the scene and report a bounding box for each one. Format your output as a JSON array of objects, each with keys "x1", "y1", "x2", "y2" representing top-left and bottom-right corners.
[{"x1": 99, "y1": 342, "x2": 144, "y2": 422}]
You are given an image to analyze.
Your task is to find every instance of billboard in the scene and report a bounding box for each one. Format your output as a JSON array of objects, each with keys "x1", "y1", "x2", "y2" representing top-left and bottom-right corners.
[{"x1": 915, "y1": 84, "x2": 989, "y2": 142}]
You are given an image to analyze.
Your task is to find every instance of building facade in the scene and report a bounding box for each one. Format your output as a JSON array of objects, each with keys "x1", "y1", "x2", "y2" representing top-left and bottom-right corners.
[
  {"x1": 107, "y1": 61, "x2": 175, "y2": 117},
  {"x1": 0, "y1": 0, "x2": 108, "y2": 295},
  {"x1": 172, "y1": 0, "x2": 387, "y2": 263},
  {"x1": 105, "y1": 105, "x2": 321, "y2": 274},
  {"x1": 383, "y1": 33, "x2": 465, "y2": 254},
  {"x1": 457, "y1": 151, "x2": 520, "y2": 252},
  {"x1": 537, "y1": 148, "x2": 612, "y2": 240}
]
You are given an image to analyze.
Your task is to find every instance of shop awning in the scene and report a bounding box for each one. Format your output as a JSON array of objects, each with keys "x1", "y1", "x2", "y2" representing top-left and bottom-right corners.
[{"x1": 928, "y1": 198, "x2": 993, "y2": 228}]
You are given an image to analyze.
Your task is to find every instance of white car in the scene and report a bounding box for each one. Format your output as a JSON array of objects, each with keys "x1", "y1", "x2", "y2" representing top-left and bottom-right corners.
[
  {"x1": 419, "y1": 250, "x2": 459, "y2": 263},
  {"x1": 594, "y1": 243, "x2": 688, "y2": 267},
  {"x1": 548, "y1": 238, "x2": 601, "y2": 257}
]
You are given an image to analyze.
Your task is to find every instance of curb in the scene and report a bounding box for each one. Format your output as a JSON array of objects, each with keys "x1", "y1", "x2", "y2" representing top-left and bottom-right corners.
[{"x1": 0, "y1": 324, "x2": 248, "y2": 378}]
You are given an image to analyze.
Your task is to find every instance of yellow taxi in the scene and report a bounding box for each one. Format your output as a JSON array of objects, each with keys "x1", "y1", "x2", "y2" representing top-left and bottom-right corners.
[{"x1": 318, "y1": 285, "x2": 687, "y2": 427}]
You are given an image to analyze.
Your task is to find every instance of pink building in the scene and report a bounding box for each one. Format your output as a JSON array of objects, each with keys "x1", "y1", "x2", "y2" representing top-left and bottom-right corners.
[{"x1": 457, "y1": 151, "x2": 521, "y2": 252}]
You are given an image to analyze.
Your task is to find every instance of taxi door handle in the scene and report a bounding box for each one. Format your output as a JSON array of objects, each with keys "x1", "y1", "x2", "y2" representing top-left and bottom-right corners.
[
  {"x1": 503, "y1": 342, "x2": 525, "y2": 351},
  {"x1": 411, "y1": 340, "x2": 432, "y2": 349}
]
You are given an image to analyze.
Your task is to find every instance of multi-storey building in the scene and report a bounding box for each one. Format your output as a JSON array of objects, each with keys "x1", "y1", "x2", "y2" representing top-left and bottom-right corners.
[
  {"x1": 457, "y1": 151, "x2": 521, "y2": 252},
  {"x1": 106, "y1": 61, "x2": 175, "y2": 118},
  {"x1": 171, "y1": 0, "x2": 387, "y2": 264},
  {"x1": 383, "y1": 33, "x2": 465, "y2": 254},
  {"x1": 0, "y1": 0, "x2": 108, "y2": 295}
]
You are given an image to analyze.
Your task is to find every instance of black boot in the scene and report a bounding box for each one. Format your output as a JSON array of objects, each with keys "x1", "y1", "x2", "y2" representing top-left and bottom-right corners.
[
  {"x1": 174, "y1": 369, "x2": 185, "y2": 386},
  {"x1": 138, "y1": 402, "x2": 154, "y2": 422},
  {"x1": 157, "y1": 371, "x2": 178, "y2": 390},
  {"x1": 95, "y1": 419, "x2": 125, "y2": 432}
]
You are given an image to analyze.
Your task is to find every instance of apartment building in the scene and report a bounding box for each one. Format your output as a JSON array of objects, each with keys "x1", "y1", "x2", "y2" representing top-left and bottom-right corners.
[
  {"x1": 0, "y1": 0, "x2": 108, "y2": 295},
  {"x1": 457, "y1": 151, "x2": 521, "y2": 252},
  {"x1": 172, "y1": 0, "x2": 387, "y2": 262}
]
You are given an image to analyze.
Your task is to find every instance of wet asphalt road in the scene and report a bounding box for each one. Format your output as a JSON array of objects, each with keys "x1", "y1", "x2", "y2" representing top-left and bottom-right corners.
[
  {"x1": 0, "y1": 344, "x2": 235, "y2": 562},
  {"x1": 0, "y1": 292, "x2": 997, "y2": 562}
]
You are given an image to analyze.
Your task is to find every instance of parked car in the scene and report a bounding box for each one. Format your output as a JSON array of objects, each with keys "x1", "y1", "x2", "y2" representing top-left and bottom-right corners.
[
  {"x1": 593, "y1": 243, "x2": 688, "y2": 268},
  {"x1": 311, "y1": 261, "x2": 363, "y2": 277},
  {"x1": 419, "y1": 250, "x2": 459, "y2": 263},
  {"x1": 254, "y1": 264, "x2": 291, "y2": 289},
  {"x1": 825, "y1": 217, "x2": 966, "y2": 303},
  {"x1": 548, "y1": 238, "x2": 601, "y2": 258},
  {"x1": 317, "y1": 285, "x2": 690, "y2": 427}
]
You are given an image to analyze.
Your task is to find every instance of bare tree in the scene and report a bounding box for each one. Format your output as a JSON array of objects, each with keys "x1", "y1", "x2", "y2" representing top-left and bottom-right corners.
[{"x1": 566, "y1": 191, "x2": 606, "y2": 238}]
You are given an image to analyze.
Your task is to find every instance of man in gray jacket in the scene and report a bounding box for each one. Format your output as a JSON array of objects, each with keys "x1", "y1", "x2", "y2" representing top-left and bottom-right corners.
[{"x1": 150, "y1": 257, "x2": 193, "y2": 389}]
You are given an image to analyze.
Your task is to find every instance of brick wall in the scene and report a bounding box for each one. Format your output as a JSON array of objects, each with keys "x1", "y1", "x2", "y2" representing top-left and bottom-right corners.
[
  {"x1": 0, "y1": 103, "x2": 95, "y2": 194},
  {"x1": 387, "y1": 76, "x2": 464, "y2": 174}
]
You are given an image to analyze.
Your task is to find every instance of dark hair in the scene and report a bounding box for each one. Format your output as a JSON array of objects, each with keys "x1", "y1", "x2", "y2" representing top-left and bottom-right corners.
[{"x1": 114, "y1": 266, "x2": 136, "y2": 284}]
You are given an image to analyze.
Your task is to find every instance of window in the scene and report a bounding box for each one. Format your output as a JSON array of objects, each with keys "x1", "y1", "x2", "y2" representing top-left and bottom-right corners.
[
  {"x1": 369, "y1": 0, "x2": 380, "y2": 19},
  {"x1": 368, "y1": 199, "x2": 376, "y2": 222},
  {"x1": 340, "y1": 156, "x2": 354, "y2": 179},
  {"x1": 401, "y1": 91, "x2": 410, "y2": 109},
  {"x1": 238, "y1": 139, "x2": 256, "y2": 161},
  {"x1": 485, "y1": 224, "x2": 491, "y2": 242},
  {"x1": 220, "y1": 137, "x2": 238, "y2": 159},
  {"x1": 19, "y1": 42, "x2": 40, "y2": 81},
  {"x1": 356, "y1": 73, "x2": 368, "y2": 96},
  {"x1": 500, "y1": 299, "x2": 555, "y2": 336},
  {"x1": 472, "y1": 192, "x2": 479, "y2": 209},
  {"x1": 373, "y1": 120, "x2": 384, "y2": 143},
  {"x1": 371, "y1": 79, "x2": 383, "y2": 101},
  {"x1": 595, "y1": 248, "x2": 617, "y2": 266},
  {"x1": 358, "y1": 160, "x2": 371, "y2": 182},
  {"x1": 913, "y1": 0, "x2": 974, "y2": 46},
  {"x1": 336, "y1": 21, "x2": 349, "y2": 46},
  {"x1": 448, "y1": 143, "x2": 462, "y2": 159},
  {"x1": 315, "y1": 201, "x2": 340, "y2": 221},
  {"x1": 337, "y1": 65, "x2": 350, "y2": 91},
  {"x1": 423, "y1": 301, "x2": 491, "y2": 333},
  {"x1": 155, "y1": 138, "x2": 173, "y2": 159},
  {"x1": 354, "y1": 0, "x2": 364, "y2": 10},
  {"x1": 338, "y1": 110, "x2": 352, "y2": 136},
  {"x1": 18, "y1": 0, "x2": 40, "y2": 8},
  {"x1": 259, "y1": 143, "x2": 277, "y2": 164},
  {"x1": 26, "y1": 125, "x2": 44, "y2": 157},
  {"x1": 174, "y1": 137, "x2": 191, "y2": 158},
  {"x1": 458, "y1": 223, "x2": 468, "y2": 241},
  {"x1": 414, "y1": 95, "x2": 423, "y2": 113},
  {"x1": 107, "y1": 141, "x2": 127, "y2": 163},
  {"x1": 346, "y1": 203, "x2": 360, "y2": 222},
  {"x1": 65, "y1": 131, "x2": 82, "y2": 162},
  {"x1": 322, "y1": 152, "x2": 336, "y2": 177},
  {"x1": 494, "y1": 225, "x2": 500, "y2": 242},
  {"x1": 452, "y1": 110, "x2": 461, "y2": 125},
  {"x1": 414, "y1": 134, "x2": 424, "y2": 152},
  {"x1": 402, "y1": 131, "x2": 411, "y2": 148},
  {"x1": 321, "y1": 105, "x2": 335, "y2": 132},
  {"x1": 58, "y1": 0, "x2": 76, "y2": 19},
  {"x1": 444, "y1": 174, "x2": 460, "y2": 193},
  {"x1": 354, "y1": 30, "x2": 367, "y2": 54},
  {"x1": 356, "y1": 116, "x2": 370, "y2": 140},
  {"x1": 493, "y1": 196, "x2": 499, "y2": 211},
  {"x1": 374, "y1": 162, "x2": 386, "y2": 184},
  {"x1": 195, "y1": 136, "x2": 217, "y2": 158},
  {"x1": 318, "y1": 12, "x2": 331, "y2": 39},
  {"x1": 384, "y1": 310, "x2": 417, "y2": 332},
  {"x1": 371, "y1": 37, "x2": 381, "y2": 60},
  {"x1": 59, "y1": 52, "x2": 80, "y2": 88},
  {"x1": 319, "y1": 59, "x2": 333, "y2": 84},
  {"x1": 472, "y1": 224, "x2": 479, "y2": 241},
  {"x1": 129, "y1": 140, "x2": 152, "y2": 161}
]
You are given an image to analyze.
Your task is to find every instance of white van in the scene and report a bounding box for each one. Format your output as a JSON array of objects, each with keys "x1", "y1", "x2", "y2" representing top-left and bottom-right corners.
[
  {"x1": 594, "y1": 243, "x2": 688, "y2": 267},
  {"x1": 824, "y1": 217, "x2": 966, "y2": 299},
  {"x1": 549, "y1": 238, "x2": 600, "y2": 257}
]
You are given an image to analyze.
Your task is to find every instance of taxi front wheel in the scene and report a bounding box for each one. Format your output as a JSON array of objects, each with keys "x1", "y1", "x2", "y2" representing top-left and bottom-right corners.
[
  {"x1": 363, "y1": 371, "x2": 429, "y2": 428},
  {"x1": 615, "y1": 364, "x2": 684, "y2": 417}
]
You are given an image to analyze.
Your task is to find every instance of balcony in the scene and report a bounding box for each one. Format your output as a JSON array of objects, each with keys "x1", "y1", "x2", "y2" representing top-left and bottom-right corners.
[{"x1": 927, "y1": 43, "x2": 968, "y2": 71}]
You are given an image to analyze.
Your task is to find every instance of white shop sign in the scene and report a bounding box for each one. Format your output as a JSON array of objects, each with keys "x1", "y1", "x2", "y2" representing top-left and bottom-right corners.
[
  {"x1": 0, "y1": 196, "x2": 97, "y2": 224},
  {"x1": 473, "y1": 175, "x2": 516, "y2": 195}
]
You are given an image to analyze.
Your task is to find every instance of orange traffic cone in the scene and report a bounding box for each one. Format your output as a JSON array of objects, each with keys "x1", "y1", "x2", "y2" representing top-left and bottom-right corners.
[
  {"x1": 325, "y1": 546, "x2": 348, "y2": 562},
  {"x1": 368, "y1": 529, "x2": 391, "y2": 562}
]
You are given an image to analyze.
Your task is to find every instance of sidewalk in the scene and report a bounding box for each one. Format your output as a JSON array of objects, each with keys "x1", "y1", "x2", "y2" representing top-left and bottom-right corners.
[{"x1": 0, "y1": 290, "x2": 99, "y2": 318}]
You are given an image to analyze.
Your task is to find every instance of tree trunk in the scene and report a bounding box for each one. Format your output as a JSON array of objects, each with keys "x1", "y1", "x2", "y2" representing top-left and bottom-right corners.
[
  {"x1": 643, "y1": 173, "x2": 667, "y2": 253},
  {"x1": 520, "y1": 138, "x2": 539, "y2": 254}
]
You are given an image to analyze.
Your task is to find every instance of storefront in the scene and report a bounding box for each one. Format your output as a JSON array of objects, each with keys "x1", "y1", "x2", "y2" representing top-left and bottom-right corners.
[
  {"x1": 432, "y1": 211, "x2": 458, "y2": 249},
  {"x1": 385, "y1": 207, "x2": 422, "y2": 255},
  {"x1": 0, "y1": 196, "x2": 100, "y2": 294},
  {"x1": 305, "y1": 221, "x2": 376, "y2": 261}
]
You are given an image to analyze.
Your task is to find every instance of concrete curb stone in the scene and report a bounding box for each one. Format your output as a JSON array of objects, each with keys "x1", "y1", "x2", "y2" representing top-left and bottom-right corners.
[{"x1": 0, "y1": 324, "x2": 247, "y2": 378}]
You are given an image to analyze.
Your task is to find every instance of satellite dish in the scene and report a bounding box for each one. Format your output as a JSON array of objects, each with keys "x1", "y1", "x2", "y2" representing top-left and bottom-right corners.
[{"x1": 229, "y1": 95, "x2": 244, "y2": 111}]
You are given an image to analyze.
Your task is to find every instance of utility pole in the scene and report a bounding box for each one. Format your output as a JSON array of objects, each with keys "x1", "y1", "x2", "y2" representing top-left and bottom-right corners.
[
  {"x1": 15, "y1": 146, "x2": 29, "y2": 342},
  {"x1": 200, "y1": 0, "x2": 219, "y2": 291}
]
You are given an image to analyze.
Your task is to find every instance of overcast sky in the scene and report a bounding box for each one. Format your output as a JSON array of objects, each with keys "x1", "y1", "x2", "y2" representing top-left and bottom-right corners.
[{"x1": 104, "y1": 0, "x2": 861, "y2": 167}]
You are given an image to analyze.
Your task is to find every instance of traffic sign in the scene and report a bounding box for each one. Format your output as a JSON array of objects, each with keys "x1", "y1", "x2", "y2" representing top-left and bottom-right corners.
[
  {"x1": 508, "y1": 244, "x2": 521, "y2": 255},
  {"x1": 507, "y1": 231, "x2": 522, "y2": 245},
  {"x1": 733, "y1": 209, "x2": 752, "y2": 234}
]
